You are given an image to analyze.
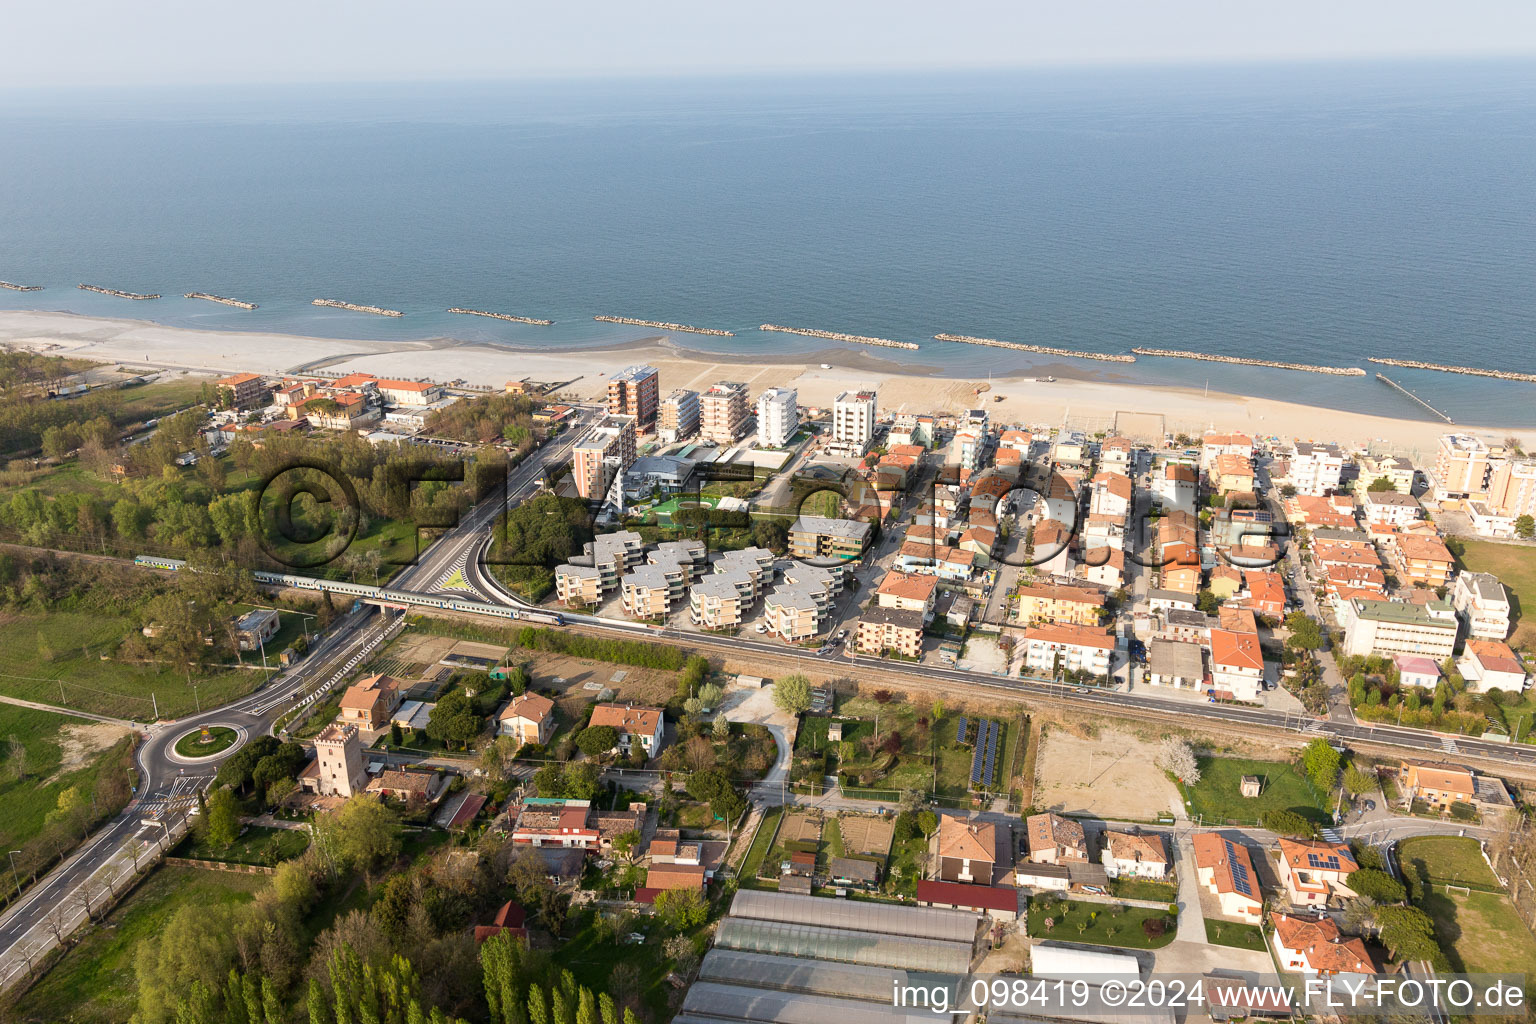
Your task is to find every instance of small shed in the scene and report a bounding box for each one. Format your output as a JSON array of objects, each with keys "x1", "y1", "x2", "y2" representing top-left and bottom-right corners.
[
  {"x1": 827, "y1": 721, "x2": 844, "y2": 742},
  {"x1": 1240, "y1": 775, "x2": 1263, "y2": 798}
]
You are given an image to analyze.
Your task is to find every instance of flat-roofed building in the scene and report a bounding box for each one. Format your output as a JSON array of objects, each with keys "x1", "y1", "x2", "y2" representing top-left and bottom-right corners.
[
  {"x1": 1434, "y1": 433, "x2": 1492, "y2": 500},
  {"x1": 1341, "y1": 597, "x2": 1458, "y2": 659},
  {"x1": 1452, "y1": 572, "x2": 1511, "y2": 640},
  {"x1": 1147, "y1": 638, "x2": 1203, "y2": 690},
  {"x1": 832, "y1": 389, "x2": 876, "y2": 452},
  {"x1": 657, "y1": 388, "x2": 699, "y2": 444},
  {"x1": 1288, "y1": 441, "x2": 1344, "y2": 496},
  {"x1": 607, "y1": 364, "x2": 659, "y2": 428},
  {"x1": 572, "y1": 414, "x2": 637, "y2": 500},
  {"x1": 699, "y1": 381, "x2": 750, "y2": 444},
  {"x1": 756, "y1": 387, "x2": 798, "y2": 448}
]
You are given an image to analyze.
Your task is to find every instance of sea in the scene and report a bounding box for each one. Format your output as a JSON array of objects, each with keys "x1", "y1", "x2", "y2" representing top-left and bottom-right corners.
[{"x1": 1, "y1": 60, "x2": 1534, "y2": 427}]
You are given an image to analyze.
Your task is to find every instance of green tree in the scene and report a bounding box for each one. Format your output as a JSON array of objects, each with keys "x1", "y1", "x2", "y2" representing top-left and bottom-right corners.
[
  {"x1": 1377, "y1": 904, "x2": 1444, "y2": 965},
  {"x1": 916, "y1": 810, "x2": 938, "y2": 837},
  {"x1": 1343, "y1": 765, "x2": 1376, "y2": 797},
  {"x1": 1366, "y1": 476, "x2": 1397, "y2": 492},
  {"x1": 1349, "y1": 868, "x2": 1406, "y2": 903},
  {"x1": 576, "y1": 725, "x2": 619, "y2": 758},
  {"x1": 1284, "y1": 612, "x2": 1324, "y2": 652},
  {"x1": 425, "y1": 689, "x2": 483, "y2": 749},
  {"x1": 322, "y1": 795, "x2": 401, "y2": 872},
  {"x1": 1515, "y1": 514, "x2": 1535, "y2": 539},
  {"x1": 203, "y1": 786, "x2": 240, "y2": 849},
  {"x1": 772, "y1": 674, "x2": 812, "y2": 715},
  {"x1": 654, "y1": 887, "x2": 708, "y2": 929},
  {"x1": 1302, "y1": 737, "x2": 1342, "y2": 794},
  {"x1": 1261, "y1": 809, "x2": 1315, "y2": 837}
]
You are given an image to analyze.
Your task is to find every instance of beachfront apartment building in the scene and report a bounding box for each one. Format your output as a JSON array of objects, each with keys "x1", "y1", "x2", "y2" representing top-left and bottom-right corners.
[
  {"x1": 571, "y1": 414, "x2": 637, "y2": 501},
  {"x1": 1361, "y1": 489, "x2": 1424, "y2": 526},
  {"x1": 1153, "y1": 462, "x2": 1199, "y2": 515},
  {"x1": 1471, "y1": 459, "x2": 1536, "y2": 536},
  {"x1": 1433, "y1": 433, "x2": 1493, "y2": 500},
  {"x1": 756, "y1": 387, "x2": 798, "y2": 448},
  {"x1": 832, "y1": 389, "x2": 877, "y2": 452},
  {"x1": 1199, "y1": 432, "x2": 1254, "y2": 472},
  {"x1": 1288, "y1": 442, "x2": 1344, "y2": 496},
  {"x1": 699, "y1": 381, "x2": 751, "y2": 445},
  {"x1": 657, "y1": 388, "x2": 700, "y2": 444},
  {"x1": 1451, "y1": 572, "x2": 1512, "y2": 640},
  {"x1": 1357, "y1": 454, "x2": 1417, "y2": 495},
  {"x1": 789, "y1": 514, "x2": 871, "y2": 562},
  {"x1": 1341, "y1": 597, "x2": 1458, "y2": 660},
  {"x1": 607, "y1": 364, "x2": 660, "y2": 428},
  {"x1": 216, "y1": 372, "x2": 270, "y2": 410}
]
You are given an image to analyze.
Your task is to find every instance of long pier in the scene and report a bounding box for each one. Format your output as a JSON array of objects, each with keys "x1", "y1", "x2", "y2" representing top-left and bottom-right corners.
[
  {"x1": 449, "y1": 308, "x2": 553, "y2": 326},
  {"x1": 1132, "y1": 347, "x2": 1364, "y2": 376},
  {"x1": 185, "y1": 292, "x2": 257, "y2": 310},
  {"x1": 0, "y1": 281, "x2": 42, "y2": 292},
  {"x1": 79, "y1": 284, "x2": 159, "y2": 300},
  {"x1": 312, "y1": 298, "x2": 403, "y2": 317},
  {"x1": 594, "y1": 315, "x2": 733, "y2": 336},
  {"x1": 1376, "y1": 373, "x2": 1454, "y2": 423},
  {"x1": 761, "y1": 324, "x2": 919, "y2": 351},
  {"x1": 1368, "y1": 356, "x2": 1536, "y2": 384},
  {"x1": 936, "y1": 333, "x2": 1135, "y2": 363}
]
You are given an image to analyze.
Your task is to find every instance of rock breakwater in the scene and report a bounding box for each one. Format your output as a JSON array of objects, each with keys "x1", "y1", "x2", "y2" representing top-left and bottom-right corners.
[
  {"x1": 935, "y1": 334, "x2": 1135, "y2": 363},
  {"x1": 312, "y1": 299, "x2": 403, "y2": 317},
  {"x1": 1131, "y1": 347, "x2": 1364, "y2": 376},
  {"x1": 761, "y1": 324, "x2": 919, "y2": 351},
  {"x1": 594, "y1": 315, "x2": 732, "y2": 336},
  {"x1": 449, "y1": 308, "x2": 554, "y2": 326}
]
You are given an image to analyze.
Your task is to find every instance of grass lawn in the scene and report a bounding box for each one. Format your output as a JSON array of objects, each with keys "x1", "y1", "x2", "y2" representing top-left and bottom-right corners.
[
  {"x1": 1417, "y1": 886, "x2": 1536, "y2": 982},
  {"x1": 0, "y1": 610, "x2": 258, "y2": 720},
  {"x1": 0, "y1": 705, "x2": 133, "y2": 859},
  {"x1": 172, "y1": 725, "x2": 238, "y2": 758},
  {"x1": 1454, "y1": 539, "x2": 1536, "y2": 648},
  {"x1": 1026, "y1": 897, "x2": 1177, "y2": 949},
  {"x1": 173, "y1": 824, "x2": 310, "y2": 865},
  {"x1": 1397, "y1": 835, "x2": 1499, "y2": 890},
  {"x1": 1206, "y1": 918, "x2": 1266, "y2": 950},
  {"x1": 799, "y1": 700, "x2": 1014, "y2": 801},
  {"x1": 556, "y1": 907, "x2": 676, "y2": 1021},
  {"x1": 1110, "y1": 878, "x2": 1179, "y2": 902},
  {"x1": 14, "y1": 866, "x2": 265, "y2": 1024},
  {"x1": 1178, "y1": 756, "x2": 1330, "y2": 827},
  {"x1": 740, "y1": 806, "x2": 783, "y2": 881}
]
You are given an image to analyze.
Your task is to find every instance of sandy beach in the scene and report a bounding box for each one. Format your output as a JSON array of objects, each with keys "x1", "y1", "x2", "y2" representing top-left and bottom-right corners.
[{"x1": 1, "y1": 309, "x2": 1527, "y2": 455}]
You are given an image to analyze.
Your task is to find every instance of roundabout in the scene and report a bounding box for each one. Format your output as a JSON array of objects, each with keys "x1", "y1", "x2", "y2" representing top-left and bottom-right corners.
[{"x1": 169, "y1": 724, "x2": 245, "y2": 762}]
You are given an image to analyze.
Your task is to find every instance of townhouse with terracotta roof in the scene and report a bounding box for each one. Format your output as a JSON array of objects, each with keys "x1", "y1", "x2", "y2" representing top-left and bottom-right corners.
[
  {"x1": 1208, "y1": 629, "x2": 1265, "y2": 700},
  {"x1": 1200, "y1": 431, "x2": 1254, "y2": 472},
  {"x1": 587, "y1": 703, "x2": 666, "y2": 756},
  {"x1": 1451, "y1": 572, "x2": 1512, "y2": 640},
  {"x1": 1020, "y1": 624, "x2": 1114, "y2": 677},
  {"x1": 1269, "y1": 913, "x2": 1375, "y2": 977},
  {"x1": 875, "y1": 570, "x2": 939, "y2": 622},
  {"x1": 1153, "y1": 462, "x2": 1198, "y2": 515},
  {"x1": 1218, "y1": 606, "x2": 1258, "y2": 635},
  {"x1": 957, "y1": 526, "x2": 997, "y2": 568},
  {"x1": 932, "y1": 814, "x2": 1002, "y2": 884},
  {"x1": 1100, "y1": 830, "x2": 1168, "y2": 880},
  {"x1": 329, "y1": 372, "x2": 447, "y2": 406},
  {"x1": 339, "y1": 674, "x2": 402, "y2": 733},
  {"x1": 1396, "y1": 760, "x2": 1513, "y2": 814},
  {"x1": 1024, "y1": 812, "x2": 1088, "y2": 865},
  {"x1": 1282, "y1": 493, "x2": 1357, "y2": 531},
  {"x1": 1088, "y1": 471, "x2": 1133, "y2": 518},
  {"x1": 1098, "y1": 436, "x2": 1135, "y2": 472},
  {"x1": 497, "y1": 692, "x2": 556, "y2": 747},
  {"x1": 1208, "y1": 565, "x2": 1244, "y2": 600},
  {"x1": 216, "y1": 371, "x2": 270, "y2": 410},
  {"x1": 1029, "y1": 519, "x2": 1074, "y2": 578},
  {"x1": 1277, "y1": 838, "x2": 1358, "y2": 908},
  {"x1": 1457, "y1": 638, "x2": 1528, "y2": 693},
  {"x1": 1013, "y1": 582, "x2": 1105, "y2": 627},
  {"x1": 1212, "y1": 453, "x2": 1256, "y2": 496},
  {"x1": 1394, "y1": 654, "x2": 1441, "y2": 691},
  {"x1": 1394, "y1": 533, "x2": 1456, "y2": 590},
  {"x1": 1192, "y1": 833, "x2": 1264, "y2": 921},
  {"x1": 1310, "y1": 537, "x2": 1381, "y2": 575},
  {"x1": 1078, "y1": 546, "x2": 1125, "y2": 590},
  {"x1": 1235, "y1": 569, "x2": 1287, "y2": 617}
]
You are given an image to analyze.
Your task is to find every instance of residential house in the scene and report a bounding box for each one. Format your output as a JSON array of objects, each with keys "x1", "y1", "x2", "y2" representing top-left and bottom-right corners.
[
  {"x1": 1025, "y1": 813, "x2": 1088, "y2": 865},
  {"x1": 1393, "y1": 654, "x2": 1441, "y2": 691},
  {"x1": 587, "y1": 704, "x2": 666, "y2": 756},
  {"x1": 511, "y1": 798, "x2": 600, "y2": 849},
  {"x1": 1208, "y1": 629, "x2": 1265, "y2": 701},
  {"x1": 497, "y1": 692, "x2": 556, "y2": 747},
  {"x1": 1020, "y1": 625, "x2": 1114, "y2": 678},
  {"x1": 1192, "y1": 833, "x2": 1264, "y2": 921},
  {"x1": 1395, "y1": 533, "x2": 1455, "y2": 590},
  {"x1": 1398, "y1": 760, "x2": 1475, "y2": 810},
  {"x1": 1101, "y1": 830, "x2": 1168, "y2": 880},
  {"x1": 854, "y1": 606, "x2": 925, "y2": 659},
  {"x1": 1014, "y1": 582, "x2": 1105, "y2": 627},
  {"x1": 1276, "y1": 838, "x2": 1358, "y2": 908},
  {"x1": 1236, "y1": 570, "x2": 1287, "y2": 618},
  {"x1": 1079, "y1": 546, "x2": 1125, "y2": 590},
  {"x1": 1089, "y1": 472, "x2": 1133, "y2": 518},
  {"x1": 1213, "y1": 454, "x2": 1256, "y2": 497},
  {"x1": 1098, "y1": 436, "x2": 1134, "y2": 473},
  {"x1": 339, "y1": 674, "x2": 402, "y2": 732},
  {"x1": 875, "y1": 570, "x2": 939, "y2": 622},
  {"x1": 1361, "y1": 489, "x2": 1424, "y2": 527},
  {"x1": 1288, "y1": 442, "x2": 1345, "y2": 496},
  {"x1": 1200, "y1": 432, "x2": 1254, "y2": 472},
  {"x1": 1269, "y1": 913, "x2": 1374, "y2": 977},
  {"x1": 1154, "y1": 463, "x2": 1198, "y2": 515},
  {"x1": 1451, "y1": 572, "x2": 1512, "y2": 640},
  {"x1": 1457, "y1": 639, "x2": 1528, "y2": 694},
  {"x1": 932, "y1": 814, "x2": 1001, "y2": 884},
  {"x1": 233, "y1": 608, "x2": 280, "y2": 651}
]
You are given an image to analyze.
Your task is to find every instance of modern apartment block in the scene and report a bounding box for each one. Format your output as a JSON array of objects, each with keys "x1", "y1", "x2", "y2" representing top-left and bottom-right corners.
[
  {"x1": 1488, "y1": 458, "x2": 1536, "y2": 517},
  {"x1": 216, "y1": 372, "x2": 270, "y2": 410},
  {"x1": 607, "y1": 365, "x2": 660, "y2": 428},
  {"x1": 699, "y1": 381, "x2": 751, "y2": 445},
  {"x1": 1341, "y1": 597, "x2": 1458, "y2": 660},
  {"x1": 1288, "y1": 442, "x2": 1344, "y2": 496},
  {"x1": 788, "y1": 515, "x2": 872, "y2": 562},
  {"x1": 1434, "y1": 434, "x2": 1492, "y2": 500},
  {"x1": 832, "y1": 390, "x2": 877, "y2": 452},
  {"x1": 756, "y1": 387, "x2": 799, "y2": 448},
  {"x1": 572, "y1": 414, "x2": 637, "y2": 500},
  {"x1": 657, "y1": 388, "x2": 700, "y2": 444}
]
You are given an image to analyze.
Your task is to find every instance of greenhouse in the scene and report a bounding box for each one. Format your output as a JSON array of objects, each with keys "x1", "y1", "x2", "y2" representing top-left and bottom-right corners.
[
  {"x1": 697, "y1": 949, "x2": 917, "y2": 1003},
  {"x1": 677, "y1": 982, "x2": 956, "y2": 1024},
  {"x1": 714, "y1": 917, "x2": 975, "y2": 974},
  {"x1": 727, "y1": 890, "x2": 980, "y2": 944}
]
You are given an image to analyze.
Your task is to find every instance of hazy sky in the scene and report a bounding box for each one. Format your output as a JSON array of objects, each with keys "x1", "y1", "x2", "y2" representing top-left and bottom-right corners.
[{"x1": 6, "y1": 0, "x2": 1536, "y2": 87}]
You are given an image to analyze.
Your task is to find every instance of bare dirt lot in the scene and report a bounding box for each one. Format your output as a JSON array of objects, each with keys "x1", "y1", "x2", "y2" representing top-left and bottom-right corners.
[
  {"x1": 522, "y1": 654, "x2": 678, "y2": 724},
  {"x1": 779, "y1": 810, "x2": 824, "y2": 846},
  {"x1": 50, "y1": 722, "x2": 132, "y2": 782},
  {"x1": 1033, "y1": 725, "x2": 1181, "y2": 820},
  {"x1": 837, "y1": 814, "x2": 894, "y2": 858}
]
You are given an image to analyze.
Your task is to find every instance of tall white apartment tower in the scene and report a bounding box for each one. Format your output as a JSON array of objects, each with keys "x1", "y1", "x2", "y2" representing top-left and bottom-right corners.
[
  {"x1": 832, "y1": 389, "x2": 876, "y2": 452},
  {"x1": 756, "y1": 387, "x2": 799, "y2": 448}
]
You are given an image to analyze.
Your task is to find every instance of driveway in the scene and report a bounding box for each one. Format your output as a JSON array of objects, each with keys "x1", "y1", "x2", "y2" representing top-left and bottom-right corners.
[
  {"x1": 1148, "y1": 830, "x2": 1274, "y2": 975},
  {"x1": 719, "y1": 680, "x2": 798, "y2": 801}
]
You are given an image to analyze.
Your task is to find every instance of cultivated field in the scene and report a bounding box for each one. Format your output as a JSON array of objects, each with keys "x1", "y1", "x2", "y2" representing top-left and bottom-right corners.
[
  {"x1": 1033, "y1": 726, "x2": 1180, "y2": 820},
  {"x1": 837, "y1": 813, "x2": 895, "y2": 858}
]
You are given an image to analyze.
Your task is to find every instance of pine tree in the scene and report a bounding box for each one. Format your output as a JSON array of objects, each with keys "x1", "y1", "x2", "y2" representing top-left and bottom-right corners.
[
  {"x1": 309, "y1": 978, "x2": 333, "y2": 1024},
  {"x1": 576, "y1": 989, "x2": 598, "y2": 1024},
  {"x1": 622, "y1": 1010, "x2": 642, "y2": 1024},
  {"x1": 528, "y1": 986, "x2": 549, "y2": 1024},
  {"x1": 598, "y1": 994, "x2": 618, "y2": 1024}
]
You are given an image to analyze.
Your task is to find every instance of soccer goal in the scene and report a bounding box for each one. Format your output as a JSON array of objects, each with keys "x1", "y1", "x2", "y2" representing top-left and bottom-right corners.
[{"x1": 1444, "y1": 884, "x2": 1471, "y2": 898}]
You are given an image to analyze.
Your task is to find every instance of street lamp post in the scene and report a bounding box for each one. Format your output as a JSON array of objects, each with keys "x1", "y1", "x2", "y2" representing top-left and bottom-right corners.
[{"x1": 8, "y1": 850, "x2": 21, "y2": 898}]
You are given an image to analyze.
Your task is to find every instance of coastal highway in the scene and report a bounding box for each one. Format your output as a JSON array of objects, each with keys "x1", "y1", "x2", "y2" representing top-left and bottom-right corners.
[{"x1": 0, "y1": 408, "x2": 596, "y2": 992}]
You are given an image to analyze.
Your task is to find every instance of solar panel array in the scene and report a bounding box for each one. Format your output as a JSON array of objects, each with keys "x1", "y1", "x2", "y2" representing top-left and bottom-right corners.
[
  {"x1": 1225, "y1": 839, "x2": 1254, "y2": 897},
  {"x1": 1306, "y1": 852, "x2": 1341, "y2": 870},
  {"x1": 955, "y1": 716, "x2": 969, "y2": 745},
  {"x1": 969, "y1": 719, "x2": 1001, "y2": 788}
]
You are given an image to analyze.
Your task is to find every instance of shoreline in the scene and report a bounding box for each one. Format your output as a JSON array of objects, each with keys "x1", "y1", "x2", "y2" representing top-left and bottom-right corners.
[{"x1": 0, "y1": 309, "x2": 1528, "y2": 451}]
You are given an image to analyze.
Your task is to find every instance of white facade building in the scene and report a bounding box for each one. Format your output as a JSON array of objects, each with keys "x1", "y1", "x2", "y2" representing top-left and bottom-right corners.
[
  {"x1": 755, "y1": 387, "x2": 799, "y2": 448},
  {"x1": 832, "y1": 390, "x2": 876, "y2": 452}
]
